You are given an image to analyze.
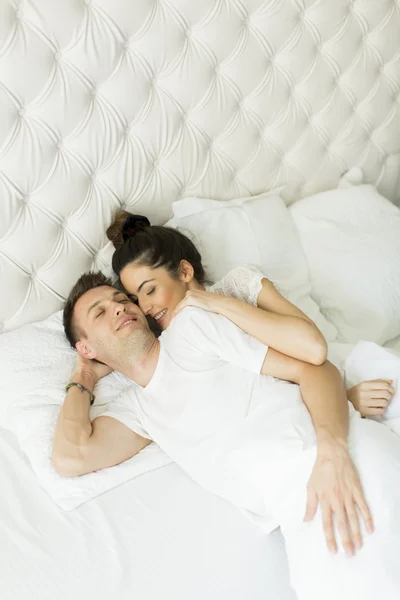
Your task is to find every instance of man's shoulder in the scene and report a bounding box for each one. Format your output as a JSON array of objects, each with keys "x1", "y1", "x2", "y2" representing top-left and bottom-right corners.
[
  {"x1": 114, "y1": 382, "x2": 142, "y2": 405},
  {"x1": 171, "y1": 306, "x2": 205, "y2": 324},
  {"x1": 163, "y1": 307, "x2": 218, "y2": 345}
]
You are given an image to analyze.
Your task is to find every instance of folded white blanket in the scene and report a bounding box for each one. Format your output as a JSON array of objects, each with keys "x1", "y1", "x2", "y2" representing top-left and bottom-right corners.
[{"x1": 344, "y1": 341, "x2": 400, "y2": 434}]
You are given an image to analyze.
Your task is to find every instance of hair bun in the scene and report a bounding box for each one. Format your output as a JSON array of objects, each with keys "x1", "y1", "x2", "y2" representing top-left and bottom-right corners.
[{"x1": 122, "y1": 214, "x2": 151, "y2": 241}]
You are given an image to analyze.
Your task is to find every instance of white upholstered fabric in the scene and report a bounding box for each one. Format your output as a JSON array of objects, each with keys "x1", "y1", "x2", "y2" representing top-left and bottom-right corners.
[{"x1": 1, "y1": 0, "x2": 400, "y2": 332}]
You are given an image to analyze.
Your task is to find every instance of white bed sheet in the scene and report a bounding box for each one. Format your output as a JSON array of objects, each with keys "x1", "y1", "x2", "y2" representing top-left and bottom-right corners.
[{"x1": 0, "y1": 426, "x2": 294, "y2": 600}]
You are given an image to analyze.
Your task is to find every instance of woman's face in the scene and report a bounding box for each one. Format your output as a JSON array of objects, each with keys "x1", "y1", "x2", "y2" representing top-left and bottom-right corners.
[{"x1": 119, "y1": 263, "x2": 189, "y2": 330}]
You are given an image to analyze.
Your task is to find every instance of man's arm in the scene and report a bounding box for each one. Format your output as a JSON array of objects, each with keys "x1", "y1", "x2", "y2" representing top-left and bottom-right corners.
[
  {"x1": 261, "y1": 349, "x2": 373, "y2": 556},
  {"x1": 52, "y1": 361, "x2": 151, "y2": 477}
]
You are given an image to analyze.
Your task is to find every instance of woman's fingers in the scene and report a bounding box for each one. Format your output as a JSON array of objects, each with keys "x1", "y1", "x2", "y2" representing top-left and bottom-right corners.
[
  {"x1": 303, "y1": 487, "x2": 318, "y2": 522},
  {"x1": 335, "y1": 503, "x2": 354, "y2": 557},
  {"x1": 368, "y1": 390, "x2": 393, "y2": 401},
  {"x1": 363, "y1": 406, "x2": 386, "y2": 416},
  {"x1": 171, "y1": 298, "x2": 187, "y2": 319},
  {"x1": 345, "y1": 499, "x2": 362, "y2": 550},
  {"x1": 366, "y1": 398, "x2": 389, "y2": 407},
  {"x1": 354, "y1": 486, "x2": 374, "y2": 535},
  {"x1": 321, "y1": 504, "x2": 337, "y2": 554},
  {"x1": 362, "y1": 380, "x2": 395, "y2": 394}
]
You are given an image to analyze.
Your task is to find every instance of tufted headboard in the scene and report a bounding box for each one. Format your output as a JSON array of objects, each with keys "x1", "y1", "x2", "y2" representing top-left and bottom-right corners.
[{"x1": 1, "y1": 0, "x2": 399, "y2": 333}]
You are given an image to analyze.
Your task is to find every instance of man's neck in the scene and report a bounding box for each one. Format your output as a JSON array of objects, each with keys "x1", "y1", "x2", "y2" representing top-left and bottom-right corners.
[{"x1": 113, "y1": 338, "x2": 161, "y2": 387}]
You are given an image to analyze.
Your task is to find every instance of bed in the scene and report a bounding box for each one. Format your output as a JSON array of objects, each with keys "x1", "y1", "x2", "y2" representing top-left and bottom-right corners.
[{"x1": 1, "y1": 1, "x2": 400, "y2": 598}]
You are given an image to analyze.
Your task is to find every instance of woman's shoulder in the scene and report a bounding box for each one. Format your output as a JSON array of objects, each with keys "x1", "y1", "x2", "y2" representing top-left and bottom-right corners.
[
  {"x1": 207, "y1": 264, "x2": 265, "y2": 304},
  {"x1": 209, "y1": 264, "x2": 264, "y2": 287}
]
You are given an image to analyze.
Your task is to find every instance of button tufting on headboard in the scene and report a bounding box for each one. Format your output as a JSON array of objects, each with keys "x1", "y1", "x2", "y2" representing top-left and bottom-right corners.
[{"x1": 0, "y1": 0, "x2": 399, "y2": 332}]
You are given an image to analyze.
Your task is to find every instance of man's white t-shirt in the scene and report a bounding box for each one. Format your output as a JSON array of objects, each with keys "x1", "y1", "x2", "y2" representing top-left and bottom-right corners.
[
  {"x1": 103, "y1": 264, "x2": 267, "y2": 439},
  {"x1": 104, "y1": 306, "x2": 314, "y2": 528}
]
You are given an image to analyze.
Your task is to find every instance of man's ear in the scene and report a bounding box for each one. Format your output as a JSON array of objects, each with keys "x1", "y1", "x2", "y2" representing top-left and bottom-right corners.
[
  {"x1": 179, "y1": 259, "x2": 195, "y2": 283},
  {"x1": 75, "y1": 339, "x2": 97, "y2": 360}
]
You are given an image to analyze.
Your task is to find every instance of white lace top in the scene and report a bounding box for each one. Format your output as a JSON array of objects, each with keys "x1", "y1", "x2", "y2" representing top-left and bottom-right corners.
[{"x1": 205, "y1": 265, "x2": 265, "y2": 306}]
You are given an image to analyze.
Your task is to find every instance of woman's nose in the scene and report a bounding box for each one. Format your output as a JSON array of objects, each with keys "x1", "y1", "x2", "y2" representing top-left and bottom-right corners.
[{"x1": 140, "y1": 299, "x2": 152, "y2": 316}]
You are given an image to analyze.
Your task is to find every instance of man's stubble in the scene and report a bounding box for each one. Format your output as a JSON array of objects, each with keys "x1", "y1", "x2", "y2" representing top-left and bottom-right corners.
[{"x1": 95, "y1": 327, "x2": 155, "y2": 372}]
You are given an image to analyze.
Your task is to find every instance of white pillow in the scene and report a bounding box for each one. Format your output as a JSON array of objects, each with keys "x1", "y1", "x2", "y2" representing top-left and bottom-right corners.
[
  {"x1": 170, "y1": 191, "x2": 337, "y2": 341},
  {"x1": 290, "y1": 184, "x2": 400, "y2": 345},
  {"x1": 0, "y1": 312, "x2": 171, "y2": 510}
]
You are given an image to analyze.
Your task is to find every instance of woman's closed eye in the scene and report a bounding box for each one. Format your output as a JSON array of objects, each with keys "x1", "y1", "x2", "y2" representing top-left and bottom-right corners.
[
  {"x1": 96, "y1": 309, "x2": 105, "y2": 318},
  {"x1": 147, "y1": 287, "x2": 156, "y2": 296}
]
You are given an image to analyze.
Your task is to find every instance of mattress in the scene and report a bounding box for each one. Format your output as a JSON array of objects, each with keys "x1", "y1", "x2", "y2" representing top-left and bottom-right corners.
[{"x1": 0, "y1": 426, "x2": 294, "y2": 600}]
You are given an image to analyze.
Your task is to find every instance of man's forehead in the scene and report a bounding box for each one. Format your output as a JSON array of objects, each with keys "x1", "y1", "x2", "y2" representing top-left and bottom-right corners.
[
  {"x1": 80, "y1": 285, "x2": 118, "y2": 305},
  {"x1": 75, "y1": 285, "x2": 121, "y2": 316}
]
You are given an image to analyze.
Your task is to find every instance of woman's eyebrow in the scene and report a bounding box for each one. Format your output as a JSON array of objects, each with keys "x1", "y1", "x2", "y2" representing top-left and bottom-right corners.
[{"x1": 137, "y1": 279, "x2": 155, "y2": 292}]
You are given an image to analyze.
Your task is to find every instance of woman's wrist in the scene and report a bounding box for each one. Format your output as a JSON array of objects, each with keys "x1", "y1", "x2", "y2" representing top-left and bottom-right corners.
[
  {"x1": 213, "y1": 295, "x2": 244, "y2": 316},
  {"x1": 316, "y1": 428, "x2": 349, "y2": 456}
]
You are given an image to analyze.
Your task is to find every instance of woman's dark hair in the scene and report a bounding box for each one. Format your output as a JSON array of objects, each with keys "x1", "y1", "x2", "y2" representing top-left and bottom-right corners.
[{"x1": 106, "y1": 210, "x2": 207, "y2": 284}]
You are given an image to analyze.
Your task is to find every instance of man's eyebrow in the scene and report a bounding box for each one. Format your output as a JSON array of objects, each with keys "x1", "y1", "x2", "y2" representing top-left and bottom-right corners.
[
  {"x1": 137, "y1": 279, "x2": 155, "y2": 293},
  {"x1": 87, "y1": 291, "x2": 126, "y2": 316}
]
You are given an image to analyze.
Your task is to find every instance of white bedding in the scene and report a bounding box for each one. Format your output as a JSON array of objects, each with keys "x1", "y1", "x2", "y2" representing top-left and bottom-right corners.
[
  {"x1": 2, "y1": 335, "x2": 400, "y2": 600},
  {"x1": 1, "y1": 334, "x2": 399, "y2": 600},
  {"x1": 0, "y1": 426, "x2": 295, "y2": 600}
]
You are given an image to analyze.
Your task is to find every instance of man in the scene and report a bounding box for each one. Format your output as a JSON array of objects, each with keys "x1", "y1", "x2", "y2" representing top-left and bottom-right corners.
[{"x1": 53, "y1": 272, "x2": 400, "y2": 600}]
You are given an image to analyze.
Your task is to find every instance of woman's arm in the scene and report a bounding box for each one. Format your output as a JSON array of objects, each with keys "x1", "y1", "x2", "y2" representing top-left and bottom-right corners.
[
  {"x1": 260, "y1": 348, "x2": 373, "y2": 555},
  {"x1": 173, "y1": 285, "x2": 327, "y2": 365}
]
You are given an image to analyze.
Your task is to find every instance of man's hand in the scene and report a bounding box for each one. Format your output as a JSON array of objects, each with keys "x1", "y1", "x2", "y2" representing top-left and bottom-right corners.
[
  {"x1": 71, "y1": 354, "x2": 113, "y2": 387},
  {"x1": 347, "y1": 380, "x2": 394, "y2": 417},
  {"x1": 304, "y1": 440, "x2": 374, "y2": 556}
]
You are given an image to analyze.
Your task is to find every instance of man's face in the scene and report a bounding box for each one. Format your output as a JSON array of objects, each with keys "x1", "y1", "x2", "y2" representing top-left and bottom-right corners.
[{"x1": 74, "y1": 286, "x2": 150, "y2": 363}]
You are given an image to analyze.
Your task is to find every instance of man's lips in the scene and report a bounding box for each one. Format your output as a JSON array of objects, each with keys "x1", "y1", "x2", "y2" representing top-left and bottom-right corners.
[{"x1": 117, "y1": 317, "x2": 137, "y2": 331}]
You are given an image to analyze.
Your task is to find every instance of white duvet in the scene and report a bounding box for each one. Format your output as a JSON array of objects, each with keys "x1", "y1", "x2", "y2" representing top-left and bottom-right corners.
[{"x1": 0, "y1": 426, "x2": 294, "y2": 600}]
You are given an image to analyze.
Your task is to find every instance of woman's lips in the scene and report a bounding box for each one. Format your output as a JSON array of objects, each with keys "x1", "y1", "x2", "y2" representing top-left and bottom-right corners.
[{"x1": 154, "y1": 309, "x2": 168, "y2": 324}]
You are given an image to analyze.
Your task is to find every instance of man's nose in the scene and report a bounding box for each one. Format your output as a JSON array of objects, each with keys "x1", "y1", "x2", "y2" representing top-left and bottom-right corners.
[{"x1": 114, "y1": 302, "x2": 126, "y2": 316}]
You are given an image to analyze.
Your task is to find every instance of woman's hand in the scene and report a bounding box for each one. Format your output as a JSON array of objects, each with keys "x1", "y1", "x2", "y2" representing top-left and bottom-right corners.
[
  {"x1": 172, "y1": 289, "x2": 225, "y2": 319},
  {"x1": 304, "y1": 441, "x2": 374, "y2": 556},
  {"x1": 347, "y1": 380, "x2": 395, "y2": 417}
]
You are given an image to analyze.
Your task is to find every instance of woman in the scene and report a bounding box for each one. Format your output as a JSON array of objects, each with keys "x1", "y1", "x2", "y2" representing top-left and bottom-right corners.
[{"x1": 107, "y1": 211, "x2": 395, "y2": 417}]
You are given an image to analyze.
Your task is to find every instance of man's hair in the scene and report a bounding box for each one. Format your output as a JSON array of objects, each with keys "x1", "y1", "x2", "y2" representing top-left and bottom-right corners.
[{"x1": 63, "y1": 271, "x2": 112, "y2": 348}]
